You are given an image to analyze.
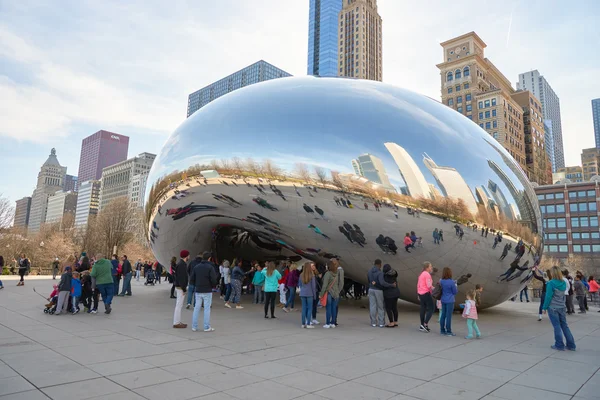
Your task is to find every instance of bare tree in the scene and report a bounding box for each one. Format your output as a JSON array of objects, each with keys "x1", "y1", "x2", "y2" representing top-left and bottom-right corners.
[
  {"x1": 294, "y1": 163, "x2": 312, "y2": 183},
  {"x1": 232, "y1": 157, "x2": 244, "y2": 175},
  {"x1": 330, "y1": 170, "x2": 345, "y2": 190},
  {"x1": 210, "y1": 159, "x2": 219, "y2": 171},
  {"x1": 314, "y1": 166, "x2": 329, "y2": 187},
  {"x1": 94, "y1": 197, "x2": 137, "y2": 255},
  {"x1": 246, "y1": 158, "x2": 262, "y2": 176},
  {"x1": 262, "y1": 159, "x2": 281, "y2": 180},
  {"x1": 220, "y1": 159, "x2": 231, "y2": 172},
  {"x1": 0, "y1": 193, "x2": 14, "y2": 229}
]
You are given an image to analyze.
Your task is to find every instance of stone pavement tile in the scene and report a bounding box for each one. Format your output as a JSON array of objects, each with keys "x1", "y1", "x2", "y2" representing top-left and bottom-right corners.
[
  {"x1": 489, "y1": 383, "x2": 571, "y2": 400},
  {"x1": 548, "y1": 337, "x2": 600, "y2": 365},
  {"x1": 243, "y1": 361, "x2": 303, "y2": 379},
  {"x1": 0, "y1": 376, "x2": 35, "y2": 396},
  {"x1": 0, "y1": 389, "x2": 50, "y2": 400},
  {"x1": 510, "y1": 358, "x2": 596, "y2": 395},
  {"x1": 88, "y1": 358, "x2": 156, "y2": 376},
  {"x1": 139, "y1": 332, "x2": 187, "y2": 345},
  {"x1": 387, "y1": 396, "x2": 425, "y2": 400},
  {"x1": 76, "y1": 329, "x2": 119, "y2": 338},
  {"x1": 134, "y1": 378, "x2": 216, "y2": 400},
  {"x1": 164, "y1": 359, "x2": 227, "y2": 379},
  {"x1": 209, "y1": 348, "x2": 291, "y2": 369},
  {"x1": 311, "y1": 358, "x2": 385, "y2": 381},
  {"x1": 87, "y1": 390, "x2": 147, "y2": 400},
  {"x1": 277, "y1": 370, "x2": 345, "y2": 392},
  {"x1": 475, "y1": 350, "x2": 545, "y2": 372},
  {"x1": 41, "y1": 377, "x2": 127, "y2": 400},
  {"x1": 369, "y1": 349, "x2": 422, "y2": 365},
  {"x1": 190, "y1": 392, "x2": 238, "y2": 400},
  {"x1": 162, "y1": 340, "x2": 213, "y2": 352},
  {"x1": 386, "y1": 356, "x2": 468, "y2": 381},
  {"x1": 225, "y1": 339, "x2": 273, "y2": 353},
  {"x1": 191, "y1": 369, "x2": 263, "y2": 391},
  {"x1": 289, "y1": 395, "x2": 329, "y2": 400},
  {"x1": 453, "y1": 364, "x2": 519, "y2": 383},
  {"x1": 353, "y1": 371, "x2": 425, "y2": 393},
  {"x1": 185, "y1": 347, "x2": 236, "y2": 360},
  {"x1": 108, "y1": 367, "x2": 180, "y2": 390},
  {"x1": 316, "y1": 381, "x2": 396, "y2": 400},
  {"x1": 87, "y1": 334, "x2": 128, "y2": 344},
  {"x1": 431, "y1": 343, "x2": 498, "y2": 363},
  {"x1": 0, "y1": 339, "x2": 46, "y2": 356},
  {"x1": 106, "y1": 339, "x2": 171, "y2": 358},
  {"x1": 505, "y1": 336, "x2": 558, "y2": 357},
  {"x1": 225, "y1": 380, "x2": 306, "y2": 400},
  {"x1": 432, "y1": 369, "x2": 507, "y2": 394},
  {"x1": 403, "y1": 381, "x2": 486, "y2": 400},
  {"x1": 0, "y1": 362, "x2": 18, "y2": 379},
  {"x1": 574, "y1": 369, "x2": 600, "y2": 399},
  {"x1": 140, "y1": 351, "x2": 197, "y2": 367},
  {"x1": 52, "y1": 343, "x2": 131, "y2": 365}
]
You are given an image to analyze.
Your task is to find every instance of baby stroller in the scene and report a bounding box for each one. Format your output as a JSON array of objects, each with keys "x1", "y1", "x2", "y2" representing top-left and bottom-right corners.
[
  {"x1": 415, "y1": 237, "x2": 423, "y2": 248},
  {"x1": 44, "y1": 296, "x2": 57, "y2": 314},
  {"x1": 145, "y1": 270, "x2": 156, "y2": 286}
]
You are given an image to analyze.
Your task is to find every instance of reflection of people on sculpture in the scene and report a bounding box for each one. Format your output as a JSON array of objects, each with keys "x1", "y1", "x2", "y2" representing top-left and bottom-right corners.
[
  {"x1": 403, "y1": 233, "x2": 413, "y2": 253},
  {"x1": 167, "y1": 203, "x2": 217, "y2": 220},
  {"x1": 308, "y1": 191, "x2": 314, "y2": 197},
  {"x1": 456, "y1": 273, "x2": 472, "y2": 285},
  {"x1": 308, "y1": 224, "x2": 330, "y2": 239},
  {"x1": 499, "y1": 243, "x2": 510, "y2": 260},
  {"x1": 303, "y1": 204, "x2": 317, "y2": 219},
  {"x1": 295, "y1": 189, "x2": 302, "y2": 197},
  {"x1": 220, "y1": 194, "x2": 241, "y2": 205},
  {"x1": 349, "y1": 230, "x2": 364, "y2": 247},
  {"x1": 249, "y1": 213, "x2": 279, "y2": 226},
  {"x1": 340, "y1": 198, "x2": 347, "y2": 207},
  {"x1": 232, "y1": 181, "x2": 238, "y2": 187},
  {"x1": 314, "y1": 205, "x2": 328, "y2": 221},
  {"x1": 339, "y1": 226, "x2": 353, "y2": 243},
  {"x1": 253, "y1": 197, "x2": 278, "y2": 211},
  {"x1": 333, "y1": 196, "x2": 341, "y2": 206},
  {"x1": 433, "y1": 228, "x2": 440, "y2": 244},
  {"x1": 254, "y1": 185, "x2": 266, "y2": 195},
  {"x1": 212, "y1": 194, "x2": 239, "y2": 207},
  {"x1": 497, "y1": 260, "x2": 529, "y2": 282},
  {"x1": 364, "y1": 202, "x2": 369, "y2": 210}
]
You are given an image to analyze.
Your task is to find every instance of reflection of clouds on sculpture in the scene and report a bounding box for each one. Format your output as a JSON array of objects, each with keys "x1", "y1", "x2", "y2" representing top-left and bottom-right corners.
[{"x1": 144, "y1": 76, "x2": 543, "y2": 309}]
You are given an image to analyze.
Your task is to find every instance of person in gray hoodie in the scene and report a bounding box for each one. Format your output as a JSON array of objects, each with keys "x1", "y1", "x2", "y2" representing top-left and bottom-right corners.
[
  {"x1": 367, "y1": 259, "x2": 396, "y2": 328},
  {"x1": 55, "y1": 266, "x2": 73, "y2": 315},
  {"x1": 573, "y1": 275, "x2": 586, "y2": 314}
]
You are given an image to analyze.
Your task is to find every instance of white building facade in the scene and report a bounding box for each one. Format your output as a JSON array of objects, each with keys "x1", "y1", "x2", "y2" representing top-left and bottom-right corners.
[
  {"x1": 99, "y1": 152, "x2": 155, "y2": 210},
  {"x1": 74, "y1": 180, "x2": 101, "y2": 227}
]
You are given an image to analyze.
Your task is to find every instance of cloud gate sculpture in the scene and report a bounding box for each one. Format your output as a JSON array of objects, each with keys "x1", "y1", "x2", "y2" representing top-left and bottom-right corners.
[{"x1": 145, "y1": 76, "x2": 542, "y2": 309}]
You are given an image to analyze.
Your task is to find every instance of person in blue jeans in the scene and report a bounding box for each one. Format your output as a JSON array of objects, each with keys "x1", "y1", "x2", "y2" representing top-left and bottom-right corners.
[
  {"x1": 186, "y1": 254, "x2": 203, "y2": 309},
  {"x1": 318, "y1": 261, "x2": 339, "y2": 328},
  {"x1": 90, "y1": 254, "x2": 115, "y2": 315},
  {"x1": 439, "y1": 267, "x2": 458, "y2": 336},
  {"x1": 542, "y1": 266, "x2": 576, "y2": 351},
  {"x1": 190, "y1": 252, "x2": 218, "y2": 332},
  {"x1": 298, "y1": 262, "x2": 317, "y2": 328}
]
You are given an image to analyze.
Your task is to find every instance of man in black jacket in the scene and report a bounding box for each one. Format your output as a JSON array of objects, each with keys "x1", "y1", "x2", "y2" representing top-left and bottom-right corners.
[
  {"x1": 190, "y1": 251, "x2": 218, "y2": 332},
  {"x1": 186, "y1": 254, "x2": 203, "y2": 309},
  {"x1": 118, "y1": 255, "x2": 133, "y2": 297},
  {"x1": 173, "y1": 250, "x2": 190, "y2": 328}
]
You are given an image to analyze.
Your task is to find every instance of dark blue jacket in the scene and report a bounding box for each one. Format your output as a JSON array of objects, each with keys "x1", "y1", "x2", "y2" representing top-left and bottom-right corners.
[{"x1": 111, "y1": 259, "x2": 119, "y2": 276}]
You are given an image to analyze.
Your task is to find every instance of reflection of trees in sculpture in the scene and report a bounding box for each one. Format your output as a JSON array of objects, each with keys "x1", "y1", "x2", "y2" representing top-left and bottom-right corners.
[
  {"x1": 295, "y1": 163, "x2": 312, "y2": 183},
  {"x1": 330, "y1": 171, "x2": 345, "y2": 190},
  {"x1": 314, "y1": 166, "x2": 329, "y2": 186},
  {"x1": 262, "y1": 159, "x2": 282, "y2": 180},
  {"x1": 231, "y1": 157, "x2": 244, "y2": 175},
  {"x1": 417, "y1": 196, "x2": 473, "y2": 222},
  {"x1": 246, "y1": 158, "x2": 262, "y2": 176},
  {"x1": 476, "y1": 206, "x2": 536, "y2": 247}
]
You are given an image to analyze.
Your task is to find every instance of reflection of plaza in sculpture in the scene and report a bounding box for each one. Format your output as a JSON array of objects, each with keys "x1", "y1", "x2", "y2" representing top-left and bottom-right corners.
[{"x1": 145, "y1": 76, "x2": 542, "y2": 309}]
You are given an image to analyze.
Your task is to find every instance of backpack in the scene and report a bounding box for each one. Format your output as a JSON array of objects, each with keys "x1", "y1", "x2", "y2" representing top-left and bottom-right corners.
[{"x1": 432, "y1": 282, "x2": 443, "y2": 300}]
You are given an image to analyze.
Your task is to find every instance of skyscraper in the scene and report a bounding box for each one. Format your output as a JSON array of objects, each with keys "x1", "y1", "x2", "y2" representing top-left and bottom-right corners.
[
  {"x1": 517, "y1": 70, "x2": 564, "y2": 170},
  {"x1": 13, "y1": 197, "x2": 31, "y2": 229},
  {"x1": 75, "y1": 180, "x2": 101, "y2": 227},
  {"x1": 437, "y1": 32, "x2": 527, "y2": 172},
  {"x1": 78, "y1": 130, "x2": 129, "y2": 183},
  {"x1": 308, "y1": 0, "x2": 342, "y2": 77},
  {"x1": 593, "y1": 98, "x2": 600, "y2": 148},
  {"x1": 384, "y1": 142, "x2": 431, "y2": 199},
  {"x1": 187, "y1": 60, "x2": 292, "y2": 117},
  {"x1": 338, "y1": 0, "x2": 382, "y2": 81},
  {"x1": 351, "y1": 154, "x2": 395, "y2": 192},
  {"x1": 28, "y1": 149, "x2": 67, "y2": 233},
  {"x1": 99, "y1": 152, "x2": 155, "y2": 210},
  {"x1": 63, "y1": 174, "x2": 78, "y2": 192},
  {"x1": 45, "y1": 190, "x2": 78, "y2": 225}
]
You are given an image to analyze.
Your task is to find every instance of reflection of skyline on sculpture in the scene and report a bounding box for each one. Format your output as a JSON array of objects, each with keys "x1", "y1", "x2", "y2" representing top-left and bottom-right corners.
[
  {"x1": 422, "y1": 153, "x2": 479, "y2": 215},
  {"x1": 351, "y1": 154, "x2": 396, "y2": 192},
  {"x1": 384, "y1": 142, "x2": 431, "y2": 199}
]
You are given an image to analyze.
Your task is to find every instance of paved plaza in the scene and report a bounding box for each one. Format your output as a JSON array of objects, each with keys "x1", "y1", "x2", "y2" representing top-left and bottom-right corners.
[{"x1": 1, "y1": 276, "x2": 599, "y2": 400}]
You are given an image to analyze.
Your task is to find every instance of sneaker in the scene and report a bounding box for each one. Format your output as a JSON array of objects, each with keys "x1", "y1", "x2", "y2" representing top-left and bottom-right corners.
[
  {"x1": 424, "y1": 325, "x2": 431, "y2": 333},
  {"x1": 282, "y1": 307, "x2": 289, "y2": 313},
  {"x1": 204, "y1": 327, "x2": 215, "y2": 332},
  {"x1": 306, "y1": 325, "x2": 315, "y2": 329},
  {"x1": 301, "y1": 325, "x2": 306, "y2": 328},
  {"x1": 379, "y1": 325, "x2": 385, "y2": 328},
  {"x1": 264, "y1": 315, "x2": 269, "y2": 319},
  {"x1": 224, "y1": 303, "x2": 231, "y2": 308},
  {"x1": 476, "y1": 335, "x2": 481, "y2": 339},
  {"x1": 566, "y1": 347, "x2": 576, "y2": 351},
  {"x1": 270, "y1": 315, "x2": 277, "y2": 319},
  {"x1": 419, "y1": 325, "x2": 426, "y2": 332},
  {"x1": 323, "y1": 324, "x2": 331, "y2": 329},
  {"x1": 551, "y1": 345, "x2": 565, "y2": 351},
  {"x1": 236, "y1": 305, "x2": 244, "y2": 309},
  {"x1": 330, "y1": 324, "x2": 336, "y2": 328},
  {"x1": 312, "y1": 319, "x2": 320, "y2": 325},
  {"x1": 464, "y1": 335, "x2": 473, "y2": 339},
  {"x1": 186, "y1": 304, "x2": 191, "y2": 309},
  {"x1": 192, "y1": 328, "x2": 198, "y2": 332},
  {"x1": 91, "y1": 309, "x2": 97, "y2": 314},
  {"x1": 538, "y1": 316, "x2": 542, "y2": 321},
  {"x1": 173, "y1": 323, "x2": 187, "y2": 329},
  {"x1": 577, "y1": 311, "x2": 586, "y2": 314},
  {"x1": 446, "y1": 332, "x2": 456, "y2": 337}
]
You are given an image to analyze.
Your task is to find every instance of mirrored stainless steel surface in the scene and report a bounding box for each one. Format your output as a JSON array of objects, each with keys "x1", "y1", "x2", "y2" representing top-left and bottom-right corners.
[{"x1": 145, "y1": 76, "x2": 542, "y2": 309}]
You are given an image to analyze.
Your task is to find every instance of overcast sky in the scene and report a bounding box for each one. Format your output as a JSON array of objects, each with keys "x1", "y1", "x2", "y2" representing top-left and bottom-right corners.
[{"x1": 1, "y1": 0, "x2": 599, "y2": 203}]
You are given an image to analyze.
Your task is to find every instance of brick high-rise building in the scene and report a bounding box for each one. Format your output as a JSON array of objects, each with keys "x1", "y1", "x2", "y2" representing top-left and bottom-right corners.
[
  {"x1": 437, "y1": 32, "x2": 526, "y2": 172},
  {"x1": 13, "y1": 197, "x2": 31, "y2": 229},
  {"x1": 511, "y1": 91, "x2": 549, "y2": 185},
  {"x1": 77, "y1": 130, "x2": 129, "y2": 184},
  {"x1": 338, "y1": 0, "x2": 382, "y2": 81},
  {"x1": 581, "y1": 148, "x2": 600, "y2": 181},
  {"x1": 63, "y1": 174, "x2": 78, "y2": 192}
]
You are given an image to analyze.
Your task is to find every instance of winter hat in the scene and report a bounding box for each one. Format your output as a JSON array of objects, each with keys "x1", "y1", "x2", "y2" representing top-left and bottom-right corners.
[
  {"x1": 64, "y1": 266, "x2": 72, "y2": 271},
  {"x1": 180, "y1": 250, "x2": 190, "y2": 258},
  {"x1": 53, "y1": 284, "x2": 58, "y2": 289}
]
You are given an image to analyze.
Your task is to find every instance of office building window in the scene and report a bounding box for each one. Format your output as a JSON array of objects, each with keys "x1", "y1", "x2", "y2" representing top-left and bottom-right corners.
[
  {"x1": 546, "y1": 205, "x2": 555, "y2": 213},
  {"x1": 463, "y1": 66, "x2": 470, "y2": 76},
  {"x1": 557, "y1": 218, "x2": 566, "y2": 228},
  {"x1": 573, "y1": 245, "x2": 582, "y2": 253},
  {"x1": 448, "y1": 98, "x2": 454, "y2": 106},
  {"x1": 583, "y1": 244, "x2": 592, "y2": 252},
  {"x1": 485, "y1": 111, "x2": 490, "y2": 118},
  {"x1": 484, "y1": 100, "x2": 490, "y2": 108},
  {"x1": 571, "y1": 217, "x2": 579, "y2": 227},
  {"x1": 556, "y1": 204, "x2": 565, "y2": 212},
  {"x1": 479, "y1": 112, "x2": 483, "y2": 119},
  {"x1": 456, "y1": 85, "x2": 461, "y2": 92},
  {"x1": 464, "y1": 83, "x2": 470, "y2": 89},
  {"x1": 447, "y1": 72, "x2": 453, "y2": 81},
  {"x1": 589, "y1": 202, "x2": 597, "y2": 211},
  {"x1": 492, "y1": 109, "x2": 497, "y2": 117},
  {"x1": 455, "y1": 69, "x2": 462, "y2": 79},
  {"x1": 466, "y1": 104, "x2": 472, "y2": 111},
  {"x1": 478, "y1": 101, "x2": 483, "y2": 109},
  {"x1": 457, "y1": 106, "x2": 463, "y2": 113},
  {"x1": 491, "y1": 98, "x2": 497, "y2": 106},
  {"x1": 555, "y1": 193, "x2": 564, "y2": 199},
  {"x1": 493, "y1": 120, "x2": 497, "y2": 128},
  {"x1": 485, "y1": 122, "x2": 491, "y2": 129},
  {"x1": 466, "y1": 94, "x2": 471, "y2": 101},
  {"x1": 448, "y1": 87, "x2": 453, "y2": 94},
  {"x1": 457, "y1": 96, "x2": 462, "y2": 104}
]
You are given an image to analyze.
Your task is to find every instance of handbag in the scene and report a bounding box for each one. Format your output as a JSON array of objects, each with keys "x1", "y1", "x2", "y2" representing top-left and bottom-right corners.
[{"x1": 320, "y1": 275, "x2": 336, "y2": 307}]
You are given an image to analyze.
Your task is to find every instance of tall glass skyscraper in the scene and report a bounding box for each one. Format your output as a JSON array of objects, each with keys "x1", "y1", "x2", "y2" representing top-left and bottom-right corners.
[
  {"x1": 307, "y1": 0, "x2": 342, "y2": 77},
  {"x1": 187, "y1": 60, "x2": 291, "y2": 117},
  {"x1": 592, "y1": 98, "x2": 600, "y2": 148}
]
